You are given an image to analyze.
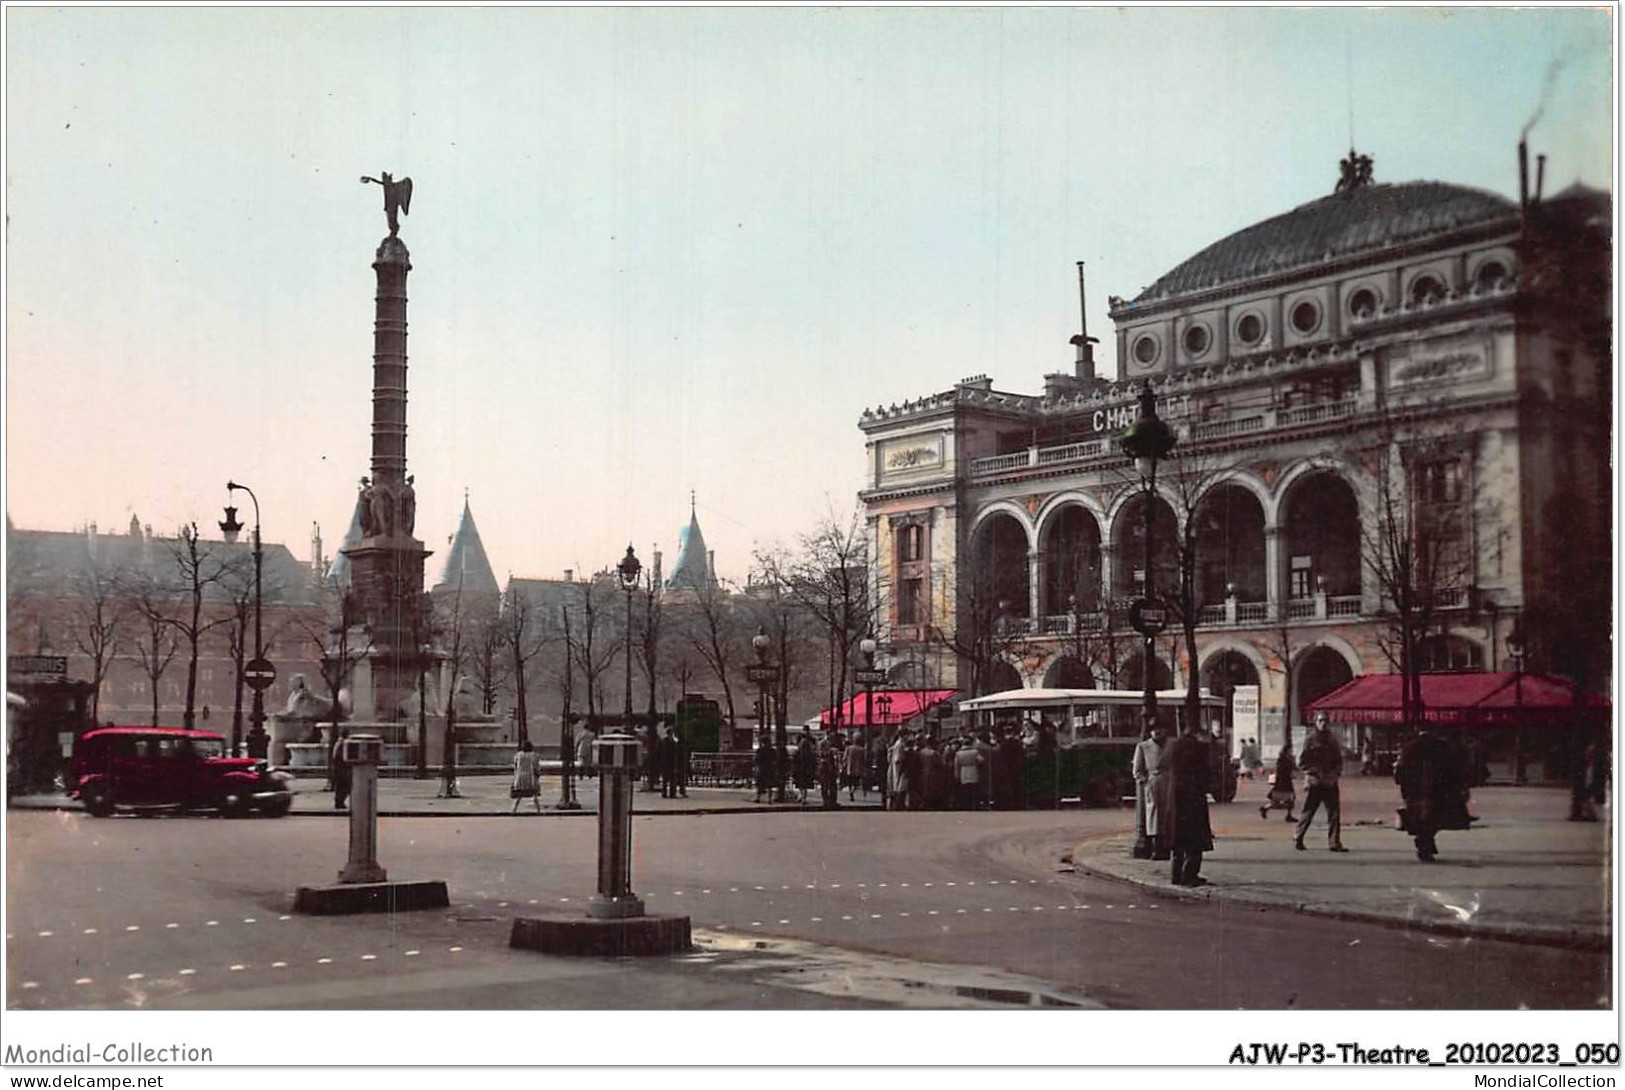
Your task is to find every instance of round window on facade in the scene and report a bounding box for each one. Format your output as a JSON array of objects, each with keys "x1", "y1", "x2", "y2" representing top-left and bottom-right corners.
[
  {"x1": 1236, "y1": 312, "x2": 1265, "y2": 345},
  {"x1": 1291, "y1": 300, "x2": 1321, "y2": 334},
  {"x1": 1133, "y1": 335, "x2": 1159, "y2": 366},
  {"x1": 1409, "y1": 275, "x2": 1447, "y2": 306},
  {"x1": 1473, "y1": 261, "x2": 1508, "y2": 292},
  {"x1": 1348, "y1": 288, "x2": 1378, "y2": 320},
  {"x1": 1182, "y1": 323, "x2": 1211, "y2": 357}
]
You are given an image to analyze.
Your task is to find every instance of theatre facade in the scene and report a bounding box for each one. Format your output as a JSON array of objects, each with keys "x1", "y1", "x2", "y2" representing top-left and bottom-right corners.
[{"x1": 858, "y1": 153, "x2": 1610, "y2": 753}]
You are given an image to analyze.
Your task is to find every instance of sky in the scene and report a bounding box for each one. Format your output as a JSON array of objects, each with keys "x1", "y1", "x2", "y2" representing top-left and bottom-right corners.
[{"x1": 4, "y1": 6, "x2": 1613, "y2": 586}]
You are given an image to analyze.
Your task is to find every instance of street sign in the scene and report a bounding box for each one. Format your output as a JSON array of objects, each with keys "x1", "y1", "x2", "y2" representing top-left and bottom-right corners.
[
  {"x1": 745, "y1": 664, "x2": 779, "y2": 684},
  {"x1": 244, "y1": 657, "x2": 278, "y2": 691},
  {"x1": 8, "y1": 655, "x2": 67, "y2": 677},
  {"x1": 854, "y1": 668, "x2": 887, "y2": 685},
  {"x1": 1128, "y1": 597, "x2": 1169, "y2": 636}
]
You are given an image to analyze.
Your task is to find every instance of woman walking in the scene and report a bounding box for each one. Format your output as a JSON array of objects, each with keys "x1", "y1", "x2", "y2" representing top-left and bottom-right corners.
[
  {"x1": 1261, "y1": 742, "x2": 1297, "y2": 822},
  {"x1": 510, "y1": 738, "x2": 542, "y2": 814}
]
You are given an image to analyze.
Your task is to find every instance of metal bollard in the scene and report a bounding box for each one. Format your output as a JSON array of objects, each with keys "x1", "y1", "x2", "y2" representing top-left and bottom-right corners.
[
  {"x1": 588, "y1": 731, "x2": 643, "y2": 919},
  {"x1": 338, "y1": 734, "x2": 387, "y2": 884}
]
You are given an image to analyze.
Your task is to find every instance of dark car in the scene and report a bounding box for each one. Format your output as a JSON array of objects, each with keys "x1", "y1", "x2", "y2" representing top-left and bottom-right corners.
[{"x1": 70, "y1": 727, "x2": 293, "y2": 818}]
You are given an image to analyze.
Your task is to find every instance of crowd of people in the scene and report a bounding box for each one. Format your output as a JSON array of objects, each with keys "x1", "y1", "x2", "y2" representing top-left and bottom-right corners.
[{"x1": 750, "y1": 723, "x2": 1067, "y2": 811}]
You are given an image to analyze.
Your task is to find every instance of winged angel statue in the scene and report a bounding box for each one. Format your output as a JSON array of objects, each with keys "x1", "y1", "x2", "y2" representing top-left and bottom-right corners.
[{"x1": 359, "y1": 172, "x2": 413, "y2": 236}]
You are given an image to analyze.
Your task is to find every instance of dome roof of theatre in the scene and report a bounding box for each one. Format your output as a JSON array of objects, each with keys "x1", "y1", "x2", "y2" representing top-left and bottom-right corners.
[{"x1": 1132, "y1": 181, "x2": 1518, "y2": 304}]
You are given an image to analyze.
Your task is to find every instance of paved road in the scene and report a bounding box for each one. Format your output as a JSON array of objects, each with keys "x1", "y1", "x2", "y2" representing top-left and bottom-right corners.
[{"x1": 6, "y1": 803, "x2": 1609, "y2": 1010}]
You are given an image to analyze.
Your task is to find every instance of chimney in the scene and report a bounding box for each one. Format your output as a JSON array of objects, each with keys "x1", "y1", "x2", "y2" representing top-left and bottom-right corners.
[
  {"x1": 311, "y1": 522, "x2": 324, "y2": 577},
  {"x1": 1518, "y1": 141, "x2": 1529, "y2": 213},
  {"x1": 1072, "y1": 260, "x2": 1098, "y2": 383},
  {"x1": 86, "y1": 521, "x2": 98, "y2": 558},
  {"x1": 1535, "y1": 153, "x2": 1546, "y2": 204},
  {"x1": 708, "y1": 550, "x2": 716, "y2": 583},
  {"x1": 653, "y1": 548, "x2": 663, "y2": 590},
  {"x1": 563, "y1": 569, "x2": 573, "y2": 583}
]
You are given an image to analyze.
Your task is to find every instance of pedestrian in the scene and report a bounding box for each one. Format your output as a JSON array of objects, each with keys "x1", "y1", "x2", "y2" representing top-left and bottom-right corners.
[
  {"x1": 659, "y1": 727, "x2": 680, "y2": 799},
  {"x1": 1133, "y1": 721, "x2": 1172, "y2": 860},
  {"x1": 1166, "y1": 723, "x2": 1215, "y2": 886},
  {"x1": 1295, "y1": 713, "x2": 1348, "y2": 852},
  {"x1": 917, "y1": 735, "x2": 945, "y2": 809},
  {"x1": 996, "y1": 729, "x2": 1024, "y2": 810},
  {"x1": 674, "y1": 727, "x2": 690, "y2": 798},
  {"x1": 1360, "y1": 735, "x2": 1377, "y2": 776},
  {"x1": 575, "y1": 725, "x2": 596, "y2": 778},
  {"x1": 1395, "y1": 727, "x2": 1472, "y2": 861},
  {"x1": 974, "y1": 732, "x2": 996, "y2": 810},
  {"x1": 793, "y1": 728, "x2": 818, "y2": 805},
  {"x1": 870, "y1": 737, "x2": 889, "y2": 808},
  {"x1": 818, "y1": 735, "x2": 840, "y2": 809},
  {"x1": 1262, "y1": 743, "x2": 1297, "y2": 821},
  {"x1": 954, "y1": 733, "x2": 984, "y2": 810},
  {"x1": 510, "y1": 738, "x2": 542, "y2": 814},
  {"x1": 842, "y1": 735, "x2": 866, "y2": 801},
  {"x1": 754, "y1": 737, "x2": 778, "y2": 803},
  {"x1": 899, "y1": 736, "x2": 922, "y2": 810},
  {"x1": 330, "y1": 730, "x2": 351, "y2": 810}
]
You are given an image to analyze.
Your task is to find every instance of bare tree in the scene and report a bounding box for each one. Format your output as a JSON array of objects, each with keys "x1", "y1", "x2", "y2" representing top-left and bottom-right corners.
[
  {"x1": 925, "y1": 559, "x2": 1030, "y2": 698},
  {"x1": 569, "y1": 576, "x2": 620, "y2": 726},
  {"x1": 771, "y1": 506, "x2": 874, "y2": 723},
  {"x1": 678, "y1": 576, "x2": 747, "y2": 728},
  {"x1": 1360, "y1": 431, "x2": 1479, "y2": 732},
  {"x1": 298, "y1": 584, "x2": 373, "y2": 787},
  {"x1": 462, "y1": 601, "x2": 507, "y2": 718},
  {"x1": 124, "y1": 575, "x2": 180, "y2": 727},
  {"x1": 637, "y1": 566, "x2": 666, "y2": 726},
  {"x1": 158, "y1": 524, "x2": 235, "y2": 730},
  {"x1": 1259, "y1": 622, "x2": 1301, "y2": 758},
  {"x1": 499, "y1": 584, "x2": 551, "y2": 744},
  {"x1": 65, "y1": 558, "x2": 131, "y2": 722}
]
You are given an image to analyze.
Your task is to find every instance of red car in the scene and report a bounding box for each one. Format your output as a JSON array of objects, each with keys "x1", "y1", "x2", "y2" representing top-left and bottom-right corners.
[{"x1": 70, "y1": 727, "x2": 294, "y2": 818}]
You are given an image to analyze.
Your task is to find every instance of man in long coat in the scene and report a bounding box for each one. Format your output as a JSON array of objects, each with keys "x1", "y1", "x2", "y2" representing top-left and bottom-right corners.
[
  {"x1": 1166, "y1": 725, "x2": 1215, "y2": 886},
  {"x1": 1395, "y1": 728, "x2": 1471, "y2": 861},
  {"x1": 1133, "y1": 722, "x2": 1173, "y2": 859}
]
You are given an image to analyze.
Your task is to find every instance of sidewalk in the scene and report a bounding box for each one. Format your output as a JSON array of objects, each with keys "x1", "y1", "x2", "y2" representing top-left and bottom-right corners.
[
  {"x1": 1072, "y1": 779, "x2": 1613, "y2": 950},
  {"x1": 7, "y1": 775, "x2": 886, "y2": 818}
]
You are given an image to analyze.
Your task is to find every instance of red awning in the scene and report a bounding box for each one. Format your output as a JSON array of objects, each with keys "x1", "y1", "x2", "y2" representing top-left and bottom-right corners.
[
  {"x1": 820, "y1": 689, "x2": 956, "y2": 728},
  {"x1": 1307, "y1": 672, "x2": 1610, "y2": 726}
]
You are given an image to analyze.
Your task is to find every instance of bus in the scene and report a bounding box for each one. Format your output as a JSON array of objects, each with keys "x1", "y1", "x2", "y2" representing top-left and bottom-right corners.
[{"x1": 956, "y1": 687, "x2": 1238, "y2": 805}]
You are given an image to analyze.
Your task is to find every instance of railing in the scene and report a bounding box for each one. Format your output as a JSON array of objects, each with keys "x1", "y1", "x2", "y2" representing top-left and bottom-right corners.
[
  {"x1": 1278, "y1": 396, "x2": 1358, "y2": 427},
  {"x1": 1197, "y1": 604, "x2": 1227, "y2": 625},
  {"x1": 1035, "y1": 612, "x2": 1107, "y2": 635},
  {"x1": 1431, "y1": 586, "x2": 1469, "y2": 608},
  {"x1": 1328, "y1": 595, "x2": 1363, "y2": 617},
  {"x1": 1286, "y1": 598, "x2": 1316, "y2": 620},
  {"x1": 1237, "y1": 602, "x2": 1268, "y2": 622},
  {"x1": 1037, "y1": 439, "x2": 1107, "y2": 466},
  {"x1": 969, "y1": 451, "x2": 1030, "y2": 476},
  {"x1": 1186, "y1": 415, "x2": 1267, "y2": 442}
]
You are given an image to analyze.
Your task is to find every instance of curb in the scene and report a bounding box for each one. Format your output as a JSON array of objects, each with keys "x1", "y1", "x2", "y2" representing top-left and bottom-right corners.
[
  {"x1": 1070, "y1": 840, "x2": 1611, "y2": 953},
  {"x1": 8, "y1": 799, "x2": 882, "y2": 820}
]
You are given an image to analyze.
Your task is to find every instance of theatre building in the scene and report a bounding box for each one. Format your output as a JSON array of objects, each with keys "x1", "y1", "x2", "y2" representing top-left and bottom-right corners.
[{"x1": 858, "y1": 151, "x2": 1610, "y2": 764}]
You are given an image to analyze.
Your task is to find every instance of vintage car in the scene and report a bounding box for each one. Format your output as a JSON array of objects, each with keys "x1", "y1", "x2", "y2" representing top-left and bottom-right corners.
[{"x1": 70, "y1": 726, "x2": 294, "y2": 818}]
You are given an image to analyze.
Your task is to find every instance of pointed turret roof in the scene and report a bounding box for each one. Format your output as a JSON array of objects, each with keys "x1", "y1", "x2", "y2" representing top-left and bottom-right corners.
[
  {"x1": 434, "y1": 496, "x2": 500, "y2": 595},
  {"x1": 666, "y1": 494, "x2": 714, "y2": 591},
  {"x1": 326, "y1": 493, "x2": 367, "y2": 587}
]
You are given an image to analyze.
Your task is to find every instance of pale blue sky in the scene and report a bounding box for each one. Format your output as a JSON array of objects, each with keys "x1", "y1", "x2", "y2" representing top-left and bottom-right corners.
[{"x1": 5, "y1": 6, "x2": 1612, "y2": 583}]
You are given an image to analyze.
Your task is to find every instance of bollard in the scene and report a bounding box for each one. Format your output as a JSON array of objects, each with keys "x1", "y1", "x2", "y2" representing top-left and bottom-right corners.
[
  {"x1": 338, "y1": 734, "x2": 387, "y2": 884},
  {"x1": 588, "y1": 731, "x2": 643, "y2": 919}
]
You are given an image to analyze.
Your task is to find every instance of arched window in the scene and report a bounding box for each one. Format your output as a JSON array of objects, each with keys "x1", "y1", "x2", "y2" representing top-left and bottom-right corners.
[
  {"x1": 1348, "y1": 287, "x2": 1379, "y2": 320},
  {"x1": 1409, "y1": 275, "x2": 1447, "y2": 306},
  {"x1": 1473, "y1": 261, "x2": 1509, "y2": 293}
]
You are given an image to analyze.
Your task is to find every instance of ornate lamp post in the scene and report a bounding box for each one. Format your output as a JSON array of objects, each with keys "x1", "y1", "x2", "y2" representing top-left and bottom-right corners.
[
  {"x1": 1119, "y1": 385, "x2": 1176, "y2": 858},
  {"x1": 1507, "y1": 623, "x2": 1526, "y2": 786},
  {"x1": 859, "y1": 633, "x2": 879, "y2": 752},
  {"x1": 617, "y1": 545, "x2": 641, "y2": 731},
  {"x1": 749, "y1": 627, "x2": 783, "y2": 801},
  {"x1": 223, "y1": 482, "x2": 272, "y2": 758}
]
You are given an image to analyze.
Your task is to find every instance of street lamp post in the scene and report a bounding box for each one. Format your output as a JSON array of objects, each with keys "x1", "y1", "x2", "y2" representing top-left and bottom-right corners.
[
  {"x1": 1507, "y1": 623, "x2": 1526, "y2": 786},
  {"x1": 750, "y1": 627, "x2": 783, "y2": 802},
  {"x1": 617, "y1": 546, "x2": 641, "y2": 736},
  {"x1": 860, "y1": 633, "x2": 878, "y2": 755},
  {"x1": 1119, "y1": 384, "x2": 1176, "y2": 858},
  {"x1": 224, "y1": 482, "x2": 271, "y2": 759},
  {"x1": 557, "y1": 606, "x2": 580, "y2": 810}
]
